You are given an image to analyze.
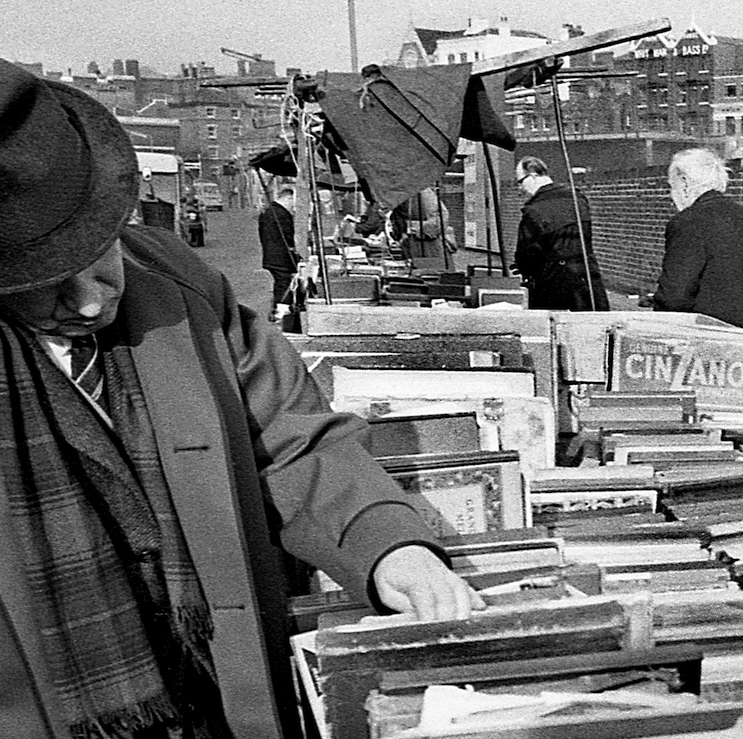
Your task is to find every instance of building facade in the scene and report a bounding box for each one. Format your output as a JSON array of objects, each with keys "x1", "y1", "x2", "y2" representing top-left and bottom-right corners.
[
  {"x1": 397, "y1": 17, "x2": 548, "y2": 69},
  {"x1": 13, "y1": 57, "x2": 287, "y2": 202}
]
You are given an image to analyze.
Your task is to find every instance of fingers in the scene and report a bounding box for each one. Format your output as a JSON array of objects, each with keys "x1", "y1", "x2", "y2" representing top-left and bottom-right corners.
[{"x1": 373, "y1": 545, "x2": 486, "y2": 623}]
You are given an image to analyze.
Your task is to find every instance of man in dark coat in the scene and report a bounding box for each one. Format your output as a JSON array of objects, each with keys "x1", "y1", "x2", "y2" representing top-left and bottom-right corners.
[
  {"x1": 258, "y1": 187, "x2": 300, "y2": 313},
  {"x1": 514, "y1": 156, "x2": 609, "y2": 311},
  {"x1": 0, "y1": 60, "x2": 483, "y2": 739},
  {"x1": 654, "y1": 148, "x2": 743, "y2": 327}
]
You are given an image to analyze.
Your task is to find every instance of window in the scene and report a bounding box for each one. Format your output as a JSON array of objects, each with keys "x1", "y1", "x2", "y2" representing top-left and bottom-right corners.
[
  {"x1": 515, "y1": 113, "x2": 525, "y2": 129},
  {"x1": 231, "y1": 108, "x2": 240, "y2": 119},
  {"x1": 207, "y1": 145, "x2": 219, "y2": 159},
  {"x1": 459, "y1": 52, "x2": 468, "y2": 63},
  {"x1": 726, "y1": 116, "x2": 736, "y2": 136},
  {"x1": 206, "y1": 124, "x2": 217, "y2": 139},
  {"x1": 726, "y1": 84, "x2": 737, "y2": 98},
  {"x1": 205, "y1": 106, "x2": 217, "y2": 118},
  {"x1": 677, "y1": 84, "x2": 687, "y2": 105},
  {"x1": 447, "y1": 54, "x2": 455, "y2": 64},
  {"x1": 232, "y1": 125, "x2": 242, "y2": 139},
  {"x1": 474, "y1": 51, "x2": 480, "y2": 61}
]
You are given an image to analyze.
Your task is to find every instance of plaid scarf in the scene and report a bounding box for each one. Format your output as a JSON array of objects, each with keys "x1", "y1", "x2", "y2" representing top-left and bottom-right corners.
[{"x1": 0, "y1": 321, "x2": 228, "y2": 739}]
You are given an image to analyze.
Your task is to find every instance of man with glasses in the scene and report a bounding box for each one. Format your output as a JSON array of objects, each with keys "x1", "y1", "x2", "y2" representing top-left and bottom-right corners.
[{"x1": 513, "y1": 156, "x2": 609, "y2": 311}]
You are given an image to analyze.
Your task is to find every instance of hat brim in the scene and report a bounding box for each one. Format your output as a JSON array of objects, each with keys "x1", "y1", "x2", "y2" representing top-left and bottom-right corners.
[{"x1": 0, "y1": 80, "x2": 139, "y2": 294}]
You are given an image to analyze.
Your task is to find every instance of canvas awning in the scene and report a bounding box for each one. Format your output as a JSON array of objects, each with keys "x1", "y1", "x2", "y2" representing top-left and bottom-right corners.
[
  {"x1": 250, "y1": 64, "x2": 514, "y2": 210},
  {"x1": 314, "y1": 64, "x2": 514, "y2": 209}
]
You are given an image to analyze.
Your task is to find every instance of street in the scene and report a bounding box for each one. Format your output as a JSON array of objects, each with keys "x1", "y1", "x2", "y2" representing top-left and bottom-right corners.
[{"x1": 192, "y1": 206, "x2": 275, "y2": 321}]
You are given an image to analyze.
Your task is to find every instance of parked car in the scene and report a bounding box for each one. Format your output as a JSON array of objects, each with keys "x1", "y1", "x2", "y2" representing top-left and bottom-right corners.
[{"x1": 193, "y1": 181, "x2": 224, "y2": 211}]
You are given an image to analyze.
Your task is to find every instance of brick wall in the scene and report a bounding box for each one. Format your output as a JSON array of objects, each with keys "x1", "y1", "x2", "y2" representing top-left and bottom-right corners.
[
  {"x1": 585, "y1": 170, "x2": 673, "y2": 294},
  {"x1": 497, "y1": 161, "x2": 743, "y2": 295}
]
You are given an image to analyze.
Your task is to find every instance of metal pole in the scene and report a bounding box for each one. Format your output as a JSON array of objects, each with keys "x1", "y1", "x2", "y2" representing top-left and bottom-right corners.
[
  {"x1": 434, "y1": 182, "x2": 451, "y2": 272},
  {"x1": 481, "y1": 142, "x2": 509, "y2": 276},
  {"x1": 482, "y1": 177, "x2": 494, "y2": 276},
  {"x1": 347, "y1": 0, "x2": 359, "y2": 74},
  {"x1": 549, "y1": 75, "x2": 596, "y2": 311},
  {"x1": 307, "y1": 138, "x2": 332, "y2": 304}
]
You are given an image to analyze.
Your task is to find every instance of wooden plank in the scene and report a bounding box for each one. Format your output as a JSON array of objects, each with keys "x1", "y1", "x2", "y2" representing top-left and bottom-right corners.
[
  {"x1": 306, "y1": 304, "x2": 553, "y2": 338},
  {"x1": 472, "y1": 18, "x2": 672, "y2": 76},
  {"x1": 378, "y1": 645, "x2": 703, "y2": 693},
  {"x1": 317, "y1": 594, "x2": 652, "y2": 739}
]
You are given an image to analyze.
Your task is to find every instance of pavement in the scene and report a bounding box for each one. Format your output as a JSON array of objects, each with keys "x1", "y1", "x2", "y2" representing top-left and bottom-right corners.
[
  {"x1": 192, "y1": 205, "x2": 274, "y2": 320},
  {"x1": 194, "y1": 207, "x2": 650, "y2": 318}
]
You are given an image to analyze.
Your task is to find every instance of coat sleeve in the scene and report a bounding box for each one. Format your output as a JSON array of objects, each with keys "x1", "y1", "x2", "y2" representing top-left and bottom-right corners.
[
  {"x1": 514, "y1": 211, "x2": 544, "y2": 277},
  {"x1": 230, "y1": 308, "x2": 442, "y2": 602},
  {"x1": 654, "y1": 214, "x2": 707, "y2": 312}
]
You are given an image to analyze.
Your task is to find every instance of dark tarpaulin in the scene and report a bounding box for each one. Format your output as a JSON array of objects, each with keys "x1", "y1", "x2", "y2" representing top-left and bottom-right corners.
[
  {"x1": 503, "y1": 58, "x2": 564, "y2": 91},
  {"x1": 249, "y1": 143, "x2": 296, "y2": 177},
  {"x1": 314, "y1": 64, "x2": 514, "y2": 210},
  {"x1": 248, "y1": 140, "x2": 358, "y2": 190}
]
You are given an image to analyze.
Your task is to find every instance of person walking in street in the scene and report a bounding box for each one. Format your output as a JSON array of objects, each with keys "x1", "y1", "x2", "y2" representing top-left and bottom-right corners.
[
  {"x1": 653, "y1": 148, "x2": 743, "y2": 327},
  {"x1": 258, "y1": 187, "x2": 301, "y2": 323},
  {"x1": 514, "y1": 156, "x2": 609, "y2": 311},
  {"x1": 0, "y1": 60, "x2": 483, "y2": 739}
]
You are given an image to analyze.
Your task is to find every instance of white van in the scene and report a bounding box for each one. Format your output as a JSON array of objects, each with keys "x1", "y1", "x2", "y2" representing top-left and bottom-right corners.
[
  {"x1": 193, "y1": 182, "x2": 224, "y2": 211},
  {"x1": 135, "y1": 151, "x2": 185, "y2": 230}
]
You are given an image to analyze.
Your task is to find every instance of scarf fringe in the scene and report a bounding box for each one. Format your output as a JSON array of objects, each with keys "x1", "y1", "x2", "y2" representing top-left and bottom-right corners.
[
  {"x1": 69, "y1": 692, "x2": 179, "y2": 739},
  {"x1": 174, "y1": 603, "x2": 214, "y2": 642}
]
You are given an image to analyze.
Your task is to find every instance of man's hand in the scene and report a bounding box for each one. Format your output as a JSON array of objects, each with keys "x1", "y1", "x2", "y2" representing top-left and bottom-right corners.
[{"x1": 373, "y1": 545, "x2": 486, "y2": 622}]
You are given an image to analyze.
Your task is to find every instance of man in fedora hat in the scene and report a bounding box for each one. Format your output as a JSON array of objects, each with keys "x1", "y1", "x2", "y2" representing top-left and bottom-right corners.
[{"x1": 0, "y1": 60, "x2": 484, "y2": 739}]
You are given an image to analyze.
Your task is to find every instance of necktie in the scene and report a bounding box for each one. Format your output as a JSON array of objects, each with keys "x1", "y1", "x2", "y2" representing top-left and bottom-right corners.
[{"x1": 70, "y1": 335, "x2": 107, "y2": 410}]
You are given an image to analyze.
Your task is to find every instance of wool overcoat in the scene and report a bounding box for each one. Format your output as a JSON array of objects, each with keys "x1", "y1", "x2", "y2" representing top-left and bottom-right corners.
[
  {"x1": 515, "y1": 183, "x2": 609, "y2": 311},
  {"x1": 0, "y1": 226, "x2": 439, "y2": 738},
  {"x1": 654, "y1": 189, "x2": 743, "y2": 328}
]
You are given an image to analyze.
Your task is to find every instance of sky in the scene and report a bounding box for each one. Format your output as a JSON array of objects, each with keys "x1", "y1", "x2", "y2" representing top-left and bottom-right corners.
[{"x1": 3, "y1": 0, "x2": 743, "y2": 78}]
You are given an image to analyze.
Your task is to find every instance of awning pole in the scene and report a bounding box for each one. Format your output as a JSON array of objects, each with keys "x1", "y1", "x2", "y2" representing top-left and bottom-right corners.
[
  {"x1": 550, "y1": 75, "x2": 597, "y2": 311},
  {"x1": 482, "y1": 142, "x2": 509, "y2": 276},
  {"x1": 434, "y1": 182, "x2": 451, "y2": 272},
  {"x1": 307, "y1": 137, "x2": 333, "y2": 304}
]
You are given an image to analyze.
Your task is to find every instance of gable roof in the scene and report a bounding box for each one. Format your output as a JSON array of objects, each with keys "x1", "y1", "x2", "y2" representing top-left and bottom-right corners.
[{"x1": 414, "y1": 26, "x2": 548, "y2": 56}]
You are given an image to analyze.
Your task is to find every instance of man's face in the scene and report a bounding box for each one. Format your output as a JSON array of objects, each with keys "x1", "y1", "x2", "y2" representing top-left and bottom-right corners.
[
  {"x1": 0, "y1": 240, "x2": 125, "y2": 337},
  {"x1": 515, "y1": 165, "x2": 532, "y2": 195},
  {"x1": 668, "y1": 169, "x2": 690, "y2": 212},
  {"x1": 282, "y1": 191, "x2": 296, "y2": 212}
]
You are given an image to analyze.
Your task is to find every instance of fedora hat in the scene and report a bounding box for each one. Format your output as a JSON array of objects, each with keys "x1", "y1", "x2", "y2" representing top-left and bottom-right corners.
[{"x1": 0, "y1": 59, "x2": 138, "y2": 293}]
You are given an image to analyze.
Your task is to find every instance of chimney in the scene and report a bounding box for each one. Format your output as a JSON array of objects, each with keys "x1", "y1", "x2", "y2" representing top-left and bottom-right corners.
[
  {"x1": 125, "y1": 59, "x2": 140, "y2": 78},
  {"x1": 112, "y1": 59, "x2": 125, "y2": 76}
]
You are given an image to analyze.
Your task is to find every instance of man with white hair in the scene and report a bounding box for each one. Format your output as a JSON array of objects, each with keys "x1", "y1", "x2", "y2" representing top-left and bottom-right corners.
[{"x1": 654, "y1": 148, "x2": 743, "y2": 327}]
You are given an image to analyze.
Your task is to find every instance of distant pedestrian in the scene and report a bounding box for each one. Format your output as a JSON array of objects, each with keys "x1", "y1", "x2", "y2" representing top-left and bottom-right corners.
[
  {"x1": 654, "y1": 148, "x2": 743, "y2": 327},
  {"x1": 390, "y1": 187, "x2": 453, "y2": 271},
  {"x1": 257, "y1": 187, "x2": 302, "y2": 327},
  {"x1": 514, "y1": 156, "x2": 609, "y2": 311}
]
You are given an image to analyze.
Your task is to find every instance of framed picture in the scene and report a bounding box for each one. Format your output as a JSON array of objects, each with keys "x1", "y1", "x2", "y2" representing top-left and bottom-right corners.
[{"x1": 380, "y1": 450, "x2": 526, "y2": 536}]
